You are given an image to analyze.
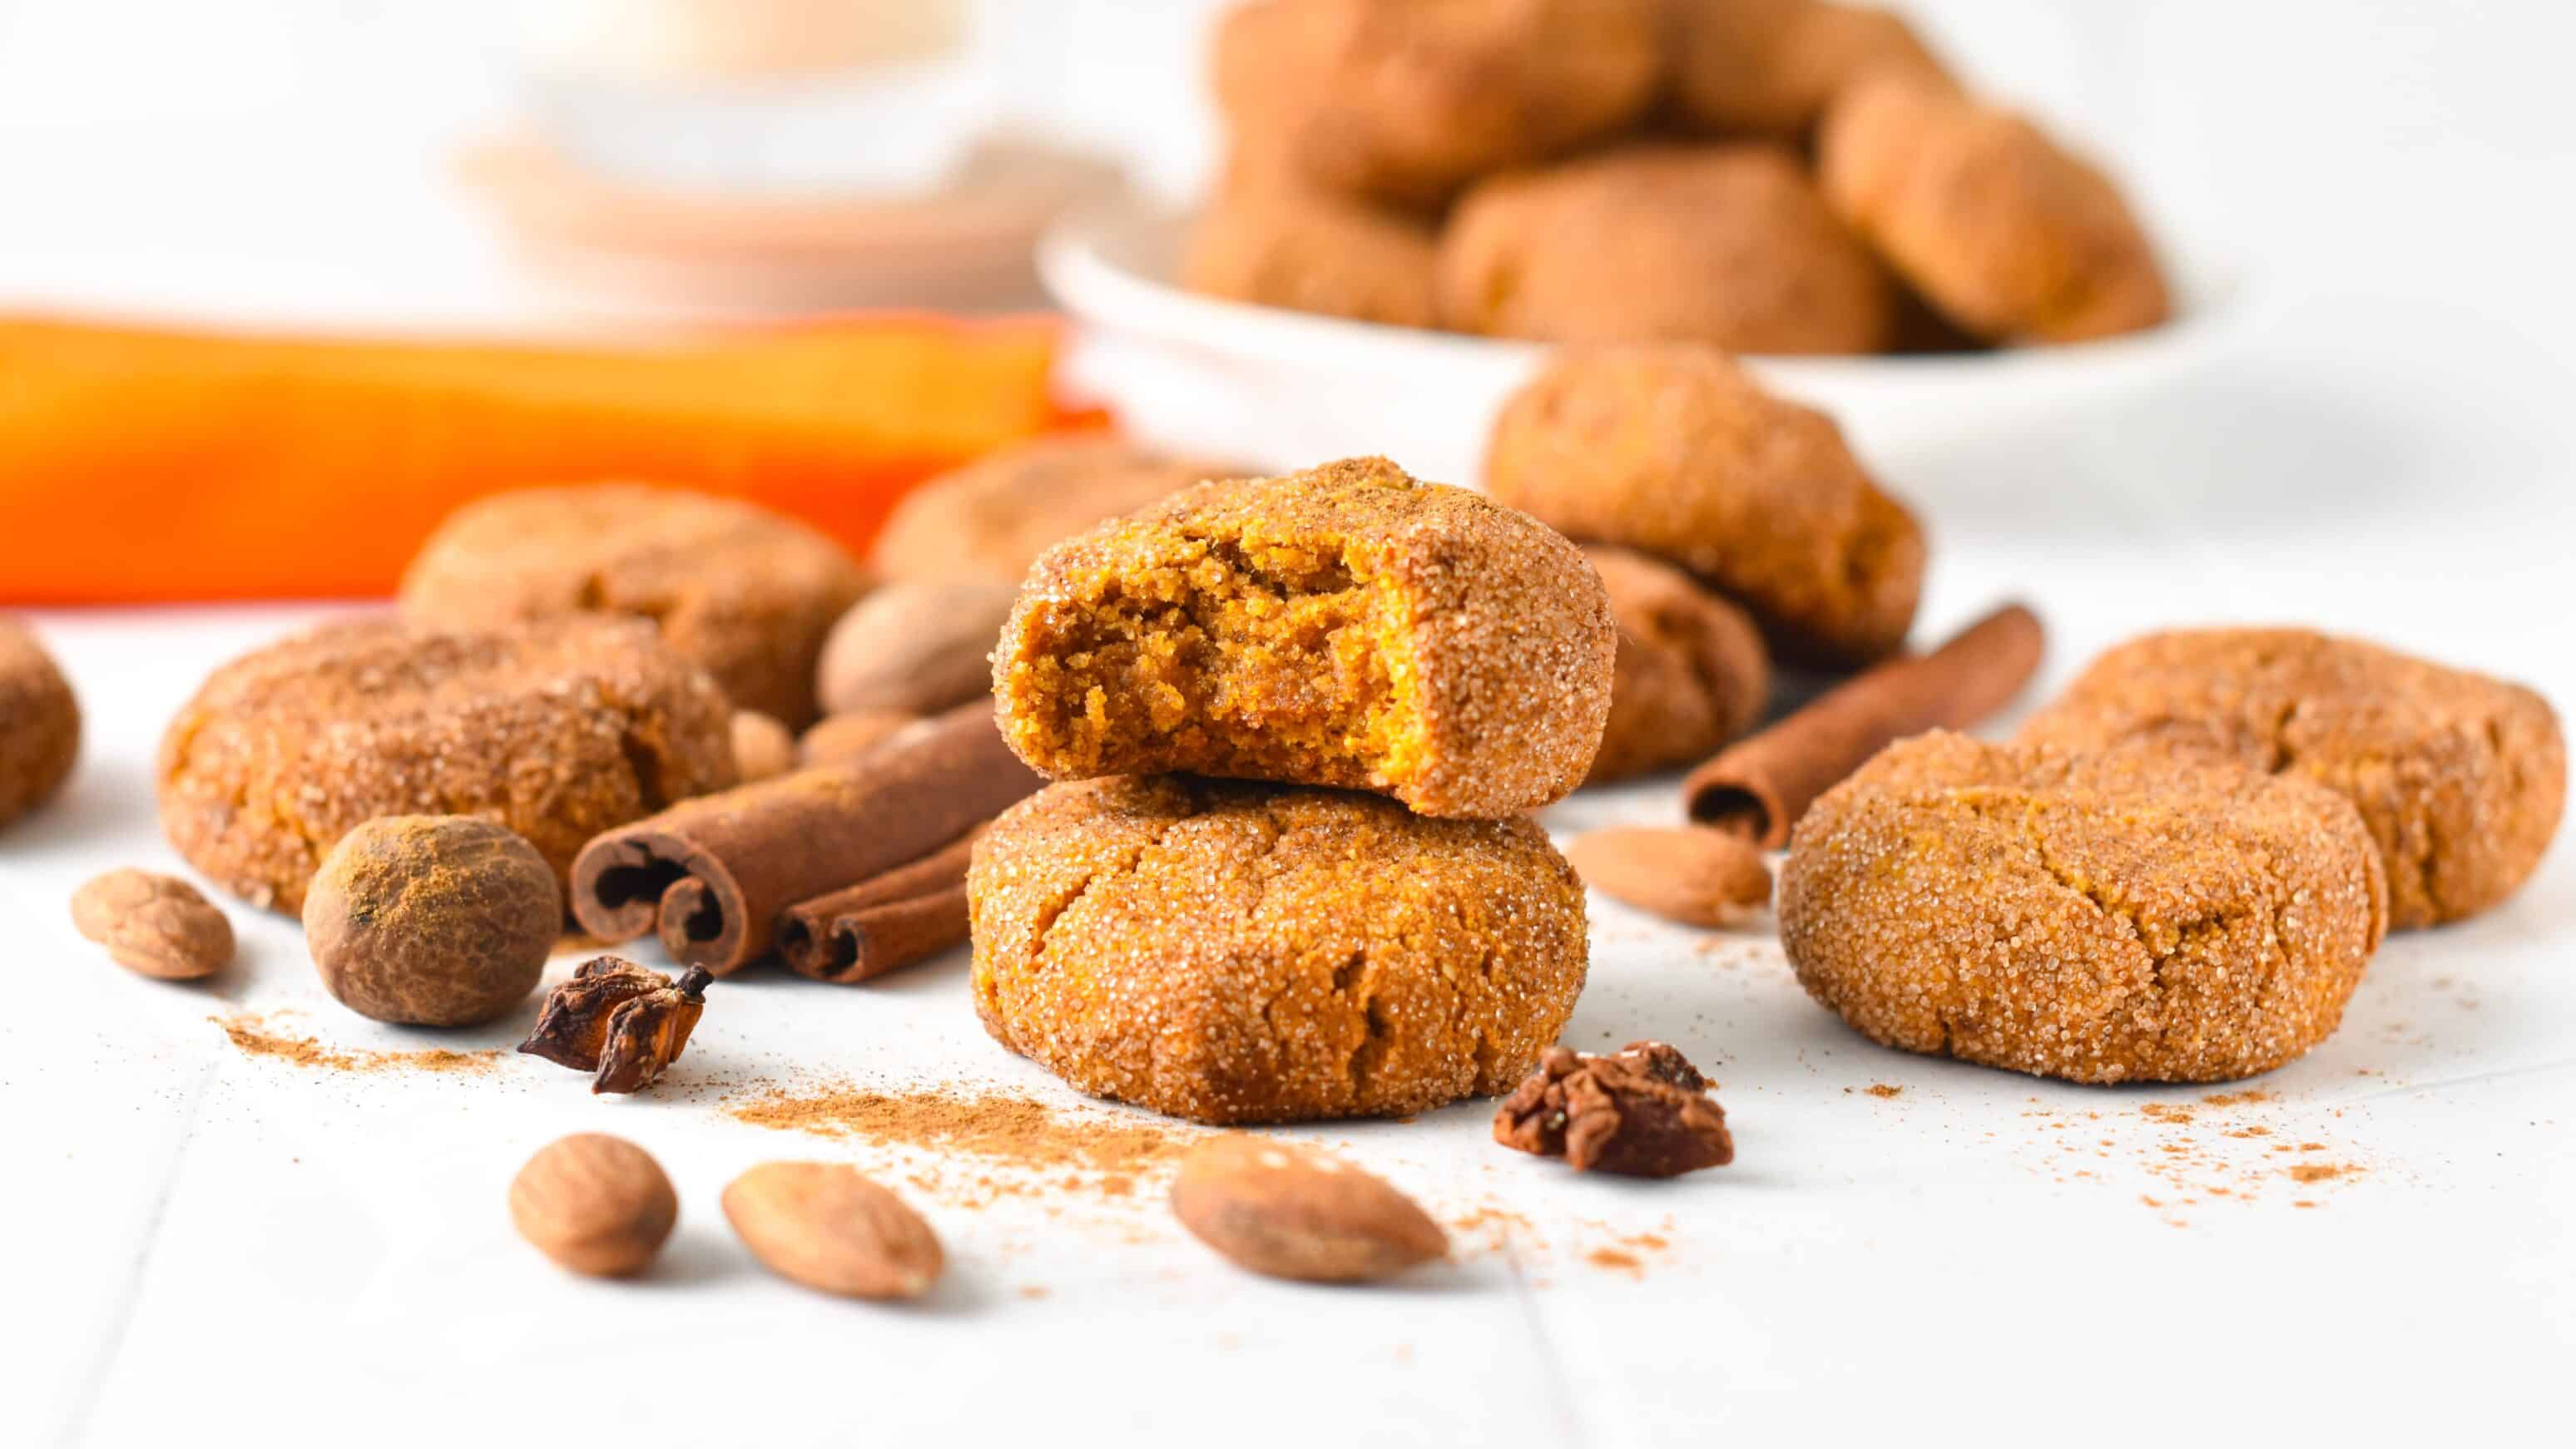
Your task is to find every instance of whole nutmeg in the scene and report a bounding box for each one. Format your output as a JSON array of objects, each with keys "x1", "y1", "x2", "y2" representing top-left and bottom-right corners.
[
  {"x1": 815, "y1": 581, "x2": 1018, "y2": 717},
  {"x1": 1170, "y1": 1135, "x2": 1447, "y2": 1283},
  {"x1": 722, "y1": 1161, "x2": 944, "y2": 1300},
  {"x1": 303, "y1": 814, "x2": 559, "y2": 1026},
  {"x1": 731, "y1": 710, "x2": 798, "y2": 783},
  {"x1": 71, "y1": 868, "x2": 235, "y2": 980},
  {"x1": 509, "y1": 1133, "x2": 678, "y2": 1277}
]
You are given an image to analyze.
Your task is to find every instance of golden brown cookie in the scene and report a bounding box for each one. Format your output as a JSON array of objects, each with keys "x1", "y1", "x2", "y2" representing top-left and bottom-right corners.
[
  {"x1": 2017, "y1": 628, "x2": 2565, "y2": 930},
  {"x1": 160, "y1": 616, "x2": 735, "y2": 913},
  {"x1": 993, "y1": 456, "x2": 1615, "y2": 818},
  {"x1": 1213, "y1": 0, "x2": 1662, "y2": 207},
  {"x1": 1818, "y1": 74, "x2": 2170, "y2": 344},
  {"x1": 1779, "y1": 732, "x2": 2387, "y2": 1084},
  {"x1": 0, "y1": 618, "x2": 79, "y2": 828},
  {"x1": 399, "y1": 483, "x2": 864, "y2": 727},
  {"x1": 1484, "y1": 344, "x2": 1923, "y2": 667},
  {"x1": 868, "y1": 437, "x2": 1233, "y2": 587},
  {"x1": 1583, "y1": 546, "x2": 1770, "y2": 783},
  {"x1": 970, "y1": 775, "x2": 1587, "y2": 1125},
  {"x1": 1182, "y1": 188, "x2": 1439, "y2": 329},
  {"x1": 1666, "y1": 0, "x2": 1952, "y2": 141},
  {"x1": 1436, "y1": 145, "x2": 1896, "y2": 354}
]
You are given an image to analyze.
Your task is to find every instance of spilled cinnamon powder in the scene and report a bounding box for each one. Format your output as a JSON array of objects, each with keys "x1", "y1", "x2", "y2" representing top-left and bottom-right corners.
[
  {"x1": 723, "y1": 1081, "x2": 1191, "y2": 1206},
  {"x1": 211, "y1": 1014, "x2": 497, "y2": 1075}
]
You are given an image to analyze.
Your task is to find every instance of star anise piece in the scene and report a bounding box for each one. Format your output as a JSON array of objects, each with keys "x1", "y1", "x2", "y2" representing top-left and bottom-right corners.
[
  {"x1": 1494, "y1": 1041, "x2": 1733, "y2": 1178},
  {"x1": 518, "y1": 956, "x2": 711, "y2": 1095}
]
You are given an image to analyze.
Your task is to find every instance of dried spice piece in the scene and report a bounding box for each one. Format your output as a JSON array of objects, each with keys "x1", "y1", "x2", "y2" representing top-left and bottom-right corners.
[
  {"x1": 518, "y1": 956, "x2": 709, "y2": 1094},
  {"x1": 1494, "y1": 1041, "x2": 1734, "y2": 1178}
]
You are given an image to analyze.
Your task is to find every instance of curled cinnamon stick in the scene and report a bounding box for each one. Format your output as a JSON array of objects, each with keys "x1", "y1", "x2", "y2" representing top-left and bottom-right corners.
[
  {"x1": 775, "y1": 828, "x2": 982, "y2": 983},
  {"x1": 1683, "y1": 603, "x2": 2044, "y2": 848},
  {"x1": 570, "y1": 702, "x2": 1039, "y2": 975}
]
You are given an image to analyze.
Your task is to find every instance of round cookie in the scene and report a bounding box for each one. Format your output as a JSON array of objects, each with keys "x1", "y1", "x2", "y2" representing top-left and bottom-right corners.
[
  {"x1": 1818, "y1": 74, "x2": 2170, "y2": 344},
  {"x1": 868, "y1": 437, "x2": 1233, "y2": 587},
  {"x1": 969, "y1": 775, "x2": 1588, "y2": 1125},
  {"x1": 0, "y1": 618, "x2": 79, "y2": 828},
  {"x1": 1583, "y1": 546, "x2": 1770, "y2": 783},
  {"x1": 1182, "y1": 188, "x2": 1439, "y2": 329},
  {"x1": 993, "y1": 456, "x2": 1616, "y2": 819},
  {"x1": 160, "y1": 616, "x2": 736, "y2": 913},
  {"x1": 1436, "y1": 145, "x2": 1895, "y2": 354},
  {"x1": 2017, "y1": 628, "x2": 2565, "y2": 930},
  {"x1": 400, "y1": 483, "x2": 864, "y2": 727},
  {"x1": 1484, "y1": 344, "x2": 1924, "y2": 667},
  {"x1": 1780, "y1": 732, "x2": 2388, "y2": 1084},
  {"x1": 1213, "y1": 0, "x2": 1662, "y2": 207},
  {"x1": 1666, "y1": 0, "x2": 1952, "y2": 141}
]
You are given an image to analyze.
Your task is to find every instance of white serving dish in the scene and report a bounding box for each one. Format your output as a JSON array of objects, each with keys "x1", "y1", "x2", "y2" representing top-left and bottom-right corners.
[{"x1": 1039, "y1": 195, "x2": 2252, "y2": 487}]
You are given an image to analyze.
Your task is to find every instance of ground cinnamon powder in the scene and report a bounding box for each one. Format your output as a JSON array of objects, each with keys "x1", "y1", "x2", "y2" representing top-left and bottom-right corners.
[
  {"x1": 723, "y1": 1081, "x2": 1190, "y2": 1204},
  {"x1": 211, "y1": 1013, "x2": 497, "y2": 1074}
]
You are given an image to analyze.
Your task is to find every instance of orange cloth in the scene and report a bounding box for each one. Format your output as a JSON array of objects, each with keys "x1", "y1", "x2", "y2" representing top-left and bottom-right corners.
[{"x1": 0, "y1": 314, "x2": 1104, "y2": 603}]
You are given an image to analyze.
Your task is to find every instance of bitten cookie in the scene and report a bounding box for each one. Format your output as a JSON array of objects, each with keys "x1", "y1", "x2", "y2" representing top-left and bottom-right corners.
[
  {"x1": 1583, "y1": 546, "x2": 1769, "y2": 783},
  {"x1": 1818, "y1": 74, "x2": 2170, "y2": 344},
  {"x1": 1666, "y1": 0, "x2": 1953, "y2": 141},
  {"x1": 1436, "y1": 146, "x2": 1895, "y2": 354},
  {"x1": 400, "y1": 483, "x2": 864, "y2": 727},
  {"x1": 1182, "y1": 188, "x2": 1439, "y2": 329},
  {"x1": 160, "y1": 616, "x2": 735, "y2": 912},
  {"x1": 1213, "y1": 0, "x2": 1662, "y2": 207},
  {"x1": 868, "y1": 437, "x2": 1233, "y2": 587},
  {"x1": 970, "y1": 776, "x2": 1588, "y2": 1125},
  {"x1": 1484, "y1": 344, "x2": 1924, "y2": 666},
  {"x1": 993, "y1": 456, "x2": 1616, "y2": 818},
  {"x1": 0, "y1": 619, "x2": 79, "y2": 828},
  {"x1": 2018, "y1": 628, "x2": 2565, "y2": 930},
  {"x1": 1779, "y1": 733, "x2": 2387, "y2": 1084}
]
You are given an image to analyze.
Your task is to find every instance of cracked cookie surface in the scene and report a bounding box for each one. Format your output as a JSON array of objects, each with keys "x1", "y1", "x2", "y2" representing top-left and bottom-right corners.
[
  {"x1": 1778, "y1": 732, "x2": 2385, "y2": 1084},
  {"x1": 968, "y1": 776, "x2": 1587, "y2": 1125},
  {"x1": 159, "y1": 616, "x2": 734, "y2": 913},
  {"x1": 993, "y1": 457, "x2": 1615, "y2": 818},
  {"x1": 2019, "y1": 628, "x2": 2564, "y2": 930}
]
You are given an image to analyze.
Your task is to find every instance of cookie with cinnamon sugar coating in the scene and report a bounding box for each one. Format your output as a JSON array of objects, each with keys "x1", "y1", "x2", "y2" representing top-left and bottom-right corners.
[
  {"x1": 969, "y1": 775, "x2": 1587, "y2": 1125},
  {"x1": 868, "y1": 436, "x2": 1235, "y2": 587},
  {"x1": 1583, "y1": 546, "x2": 1769, "y2": 783},
  {"x1": 992, "y1": 456, "x2": 1614, "y2": 819},
  {"x1": 1780, "y1": 732, "x2": 2386, "y2": 1084}
]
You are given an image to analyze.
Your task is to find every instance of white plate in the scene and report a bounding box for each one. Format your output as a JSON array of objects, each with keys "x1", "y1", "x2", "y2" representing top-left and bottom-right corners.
[{"x1": 1039, "y1": 195, "x2": 2253, "y2": 487}]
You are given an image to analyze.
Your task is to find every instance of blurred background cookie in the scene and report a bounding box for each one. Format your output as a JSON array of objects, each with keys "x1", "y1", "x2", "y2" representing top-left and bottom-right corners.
[
  {"x1": 1582, "y1": 546, "x2": 1770, "y2": 784},
  {"x1": 969, "y1": 774, "x2": 1587, "y2": 1124},
  {"x1": 868, "y1": 435, "x2": 1236, "y2": 586},
  {"x1": 1436, "y1": 145, "x2": 1895, "y2": 354},
  {"x1": 158, "y1": 616, "x2": 735, "y2": 912},
  {"x1": 1818, "y1": 72, "x2": 2170, "y2": 344},
  {"x1": 1484, "y1": 344, "x2": 1923, "y2": 667},
  {"x1": 2019, "y1": 628, "x2": 2565, "y2": 929},
  {"x1": 1665, "y1": 0, "x2": 1953, "y2": 141},
  {"x1": 400, "y1": 483, "x2": 865, "y2": 726},
  {"x1": 1212, "y1": 0, "x2": 1662, "y2": 207},
  {"x1": 0, "y1": 618, "x2": 79, "y2": 828},
  {"x1": 1181, "y1": 187, "x2": 1439, "y2": 329},
  {"x1": 1781, "y1": 732, "x2": 2388, "y2": 1083}
]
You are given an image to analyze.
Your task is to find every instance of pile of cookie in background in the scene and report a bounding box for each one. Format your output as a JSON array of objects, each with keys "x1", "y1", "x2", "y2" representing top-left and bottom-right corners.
[{"x1": 1185, "y1": 0, "x2": 2170, "y2": 352}]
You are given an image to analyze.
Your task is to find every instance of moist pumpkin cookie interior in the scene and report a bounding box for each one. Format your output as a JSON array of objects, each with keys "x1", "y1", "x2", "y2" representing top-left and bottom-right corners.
[{"x1": 1003, "y1": 531, "x2": 1433, "y2": 791}]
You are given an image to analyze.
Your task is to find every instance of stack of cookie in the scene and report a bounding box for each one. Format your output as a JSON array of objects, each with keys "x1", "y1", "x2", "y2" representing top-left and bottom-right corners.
[{"x1": 968, "y1": 457, "x2": 1618, "y2": 1125}]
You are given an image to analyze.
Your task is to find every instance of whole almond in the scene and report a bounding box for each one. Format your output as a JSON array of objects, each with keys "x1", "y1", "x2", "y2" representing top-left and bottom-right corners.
[
  {"x1": 815, "y1": 581, "x2": 1019, "y2": 717},
  {"x1": 731, "y1": 710, "x2": 798, "y2": 783},
  {"x1": 1170, "y1": 1135, "x2": 1448, "y2": 1283},
  {"x1": 509, "y1": 1133, "x2": 678, "y2": 1277},
  {"x1": 797, "y1": 708, "x2": 920, "y2": 767},
  {"x1": 1567, "y1": 825, "x2": 1772, "y2": 927},
  {"x1": 70, "y1": 868, "x2": 234, "y2": 980},
  {"x1": 722, "y1": 1161, "x2": 944, "y2": 1300}
]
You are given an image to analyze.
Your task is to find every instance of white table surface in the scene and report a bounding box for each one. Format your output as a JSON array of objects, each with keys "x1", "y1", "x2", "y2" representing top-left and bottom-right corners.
[{"x1": 7, "y1": 3, "x2": 2574, "y2": 1442}]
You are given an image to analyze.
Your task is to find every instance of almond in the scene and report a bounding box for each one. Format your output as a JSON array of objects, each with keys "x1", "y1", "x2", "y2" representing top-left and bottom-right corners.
[
  {"x1": 1170, "y1": 1135, "x2": 1447, "y2": 1283},
  {"x1": 70, "y1": 868, "x2": 234, "y2": 980},
  {"x1": 797, "y1": 708, "x2": 920, "y2": 767},
  {"x1": 815, "y1": 581, "x2": 1019, "y2": 717},
  {"x1": 731, "y1": 710, "x2": 798, "y2": 783},
  {"x1": 508, "y1": 1133, "x2": 678, "y2": 1277},
  {"x1": 1566, "y1": 825, "x2": 1771, "y2": 927},
  {"x1": 722, "y1": 1161, "x2": 943, "y2": 1300}
]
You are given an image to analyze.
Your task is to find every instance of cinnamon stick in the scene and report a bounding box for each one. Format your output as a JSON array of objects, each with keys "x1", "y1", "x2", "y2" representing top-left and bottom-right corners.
[
  {"x1": 775, "y1": 828, "x2": 983, "y2": 983},
  {"x1": 570, "y1": 701, "x2": 1039, "y2": 975},
  {"x1": 1682, "y1": 603, "x2": 2045, "y2": 848}
]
